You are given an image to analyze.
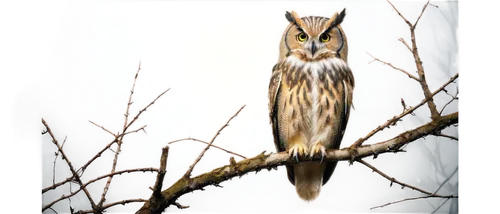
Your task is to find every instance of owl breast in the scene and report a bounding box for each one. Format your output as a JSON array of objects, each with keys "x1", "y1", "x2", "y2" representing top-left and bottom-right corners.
[{"x1": 276, "y1": 54, "x2": 351, "y2": 149}]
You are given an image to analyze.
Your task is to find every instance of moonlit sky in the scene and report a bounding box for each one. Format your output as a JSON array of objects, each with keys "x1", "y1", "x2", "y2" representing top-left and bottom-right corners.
[{"x1": 1, "y1": 0, "x2": 497, "y2": 213}]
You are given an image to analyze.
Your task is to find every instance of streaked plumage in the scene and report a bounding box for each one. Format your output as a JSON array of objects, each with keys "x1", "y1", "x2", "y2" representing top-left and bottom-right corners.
[{"x1": 268, "y1": 9, "x2": 354, "y2": 201}]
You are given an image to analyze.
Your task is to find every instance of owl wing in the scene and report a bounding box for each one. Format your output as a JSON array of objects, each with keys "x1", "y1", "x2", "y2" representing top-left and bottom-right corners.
[
  {"x1": 269, "y1": 63, "x2": 296, "y2": 185},
  {"x1": 268, "y1": 63, "x2": 285, "y2": 152},
  {"x1": 322, "y1": 78, "x2": 354, "y2": 185}
]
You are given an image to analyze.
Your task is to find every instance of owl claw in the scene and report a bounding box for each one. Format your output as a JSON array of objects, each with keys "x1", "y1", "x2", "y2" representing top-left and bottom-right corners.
[
  {"x1": 288, "y1": 144, "x2": 309, "y2": 162},
  {"x1": 310, "y1": 142, "x2": 327, "y2": 163}
]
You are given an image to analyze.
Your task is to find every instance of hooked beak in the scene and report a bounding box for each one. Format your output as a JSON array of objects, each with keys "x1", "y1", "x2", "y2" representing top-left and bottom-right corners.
[{"x1": 310, "y1": 41, "x2": 317, "y2": 56}]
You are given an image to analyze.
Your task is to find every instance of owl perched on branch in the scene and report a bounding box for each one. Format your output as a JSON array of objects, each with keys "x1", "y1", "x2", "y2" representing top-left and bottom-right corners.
[{"x1": 268, "y1": 9, "x2": 354, "y2": 201}]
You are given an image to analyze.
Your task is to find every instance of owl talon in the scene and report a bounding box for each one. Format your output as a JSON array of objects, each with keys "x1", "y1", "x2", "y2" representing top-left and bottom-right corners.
[
  {"x1": 309, "y1": 142, "x2": 327, "y2": 163},
  {"x1": 288, "y1": 144, "x2": 309, "y2": 161}
]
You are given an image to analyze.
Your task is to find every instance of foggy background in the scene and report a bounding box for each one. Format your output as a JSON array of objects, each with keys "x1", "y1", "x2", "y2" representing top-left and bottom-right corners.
[{"x1": 1, "y1": 0, "x2": 491, "y2": 213}]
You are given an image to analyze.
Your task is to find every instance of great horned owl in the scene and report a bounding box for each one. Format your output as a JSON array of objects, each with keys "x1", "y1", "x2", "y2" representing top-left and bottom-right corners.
[{"x1": 268, "y1": 8, "x2": 354, "y2": 200}]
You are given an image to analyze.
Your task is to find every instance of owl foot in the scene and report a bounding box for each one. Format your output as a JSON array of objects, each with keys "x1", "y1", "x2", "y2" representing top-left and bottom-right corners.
[
  {"x1": 288, "y1": 144, "x2": 309, "y2": 162},
  {"x1": 309, "y1": 142, "x2": 326, "y2": 163}
]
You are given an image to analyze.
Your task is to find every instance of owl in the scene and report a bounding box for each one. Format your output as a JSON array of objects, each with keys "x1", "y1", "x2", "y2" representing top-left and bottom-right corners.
[{"x1": 268, "y1": 9, "x2": 354, "y2": 201}]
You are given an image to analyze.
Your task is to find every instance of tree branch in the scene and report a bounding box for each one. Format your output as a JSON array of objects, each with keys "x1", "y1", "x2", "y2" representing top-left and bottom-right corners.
[
  {"x1": 152, "y1": 147, "x2": 169, "y2": 196},
  {"x1": 398, "y1": 38, "x2": 412, "y2": 52},
  {"x1": 387, "y1": 0, "x2": 440, "y2": 120},
  {"x1": 183, "y1": 105, "x2": 246, "y2": 179},
  {"x1": 351, "y1": 73, "x2": 458, "y2": 147},
  {"x1": 370, "y1": 194, "x2": 456, "y2": 210},
  {"x1": 367, "y1": 52, "x2": 419, "y2": 81},
  {"x1": 136, "y1": 112, "x2": 458, "y2": 214},
  {"x1": 357, "y1": 159, "x2": 435, "y2": 195},
  {"x1": 434, "y1": 133, "x2": 458, "y2": 141},
  {"x1": 414, "y1": 0, "x2": 431, "y2": 28},
  {"x1": 97, "y1": 62, "x2": 146, "y2": 207},
  {"x1": 89, "y1": 120, "x2": 117, "y2": 137},
  {"x1": 168, "y1": 137, "x2": 247, "y2": 159},
  {"x1": 78, "y1": 199, "x2": 148, "y2": 214}
]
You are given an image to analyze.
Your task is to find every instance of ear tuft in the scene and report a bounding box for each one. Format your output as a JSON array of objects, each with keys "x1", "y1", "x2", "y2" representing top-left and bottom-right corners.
[
  {"x1": 336, "y1": 8, "x2": 346, "y2": 25},
  {"x1": 285, "y1": 11, "x2": 294, "y2": 23}
]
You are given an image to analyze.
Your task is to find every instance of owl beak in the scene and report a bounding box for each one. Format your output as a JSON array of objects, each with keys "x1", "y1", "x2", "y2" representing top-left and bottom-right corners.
[{"x1": 310, "y1": 41, "x2": 317, "y2": 56}]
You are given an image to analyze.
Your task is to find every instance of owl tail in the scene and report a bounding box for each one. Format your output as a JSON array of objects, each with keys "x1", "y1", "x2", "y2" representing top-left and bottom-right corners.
[{"x1": 294, "y1": 162, "x2": 325, "y2": 201}]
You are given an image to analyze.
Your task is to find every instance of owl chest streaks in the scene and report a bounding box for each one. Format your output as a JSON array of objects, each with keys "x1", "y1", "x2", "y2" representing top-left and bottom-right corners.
[{"x1": 274, "y1": 55, "x2": 352, "y2": 148}]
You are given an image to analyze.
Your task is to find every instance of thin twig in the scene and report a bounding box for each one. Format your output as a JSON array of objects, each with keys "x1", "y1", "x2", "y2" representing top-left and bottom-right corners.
[
  {"x1": 367, "y1": 52, "x2": 419, "y2": 81},
  {"x1": 43, "y1": 175, "x2": 74, "y2": 194},
  {"x1": 42, "y1": 119, "x2": 98, "y2": 212},
  {"x1": 431, "y1": 198, "x2": 451, "y2": 214},
  {"x1": 398, "y1": 38, "x2": 412, "y2": 52},
  {"x1": 78, "y1": 199, "x2": 148, "y2": 213},
  {"x1": 169, "y1": 137, "x2": 247, "y2": 159},
  {"x1": 387, "y1": 0, "x2": 412, "y2": 27},
  {"x1": 435, "y1": 133, "x2": 458, "y2": 141},
  {"x1": 433, "y1": 166, "x2": 458, "y2": 195},
  {"x1": 78, "y1": 138, "x2": 118, "y2": 173},
  {"x1": 414, "y1": 0, "x2": 431, "y2": 28},
  {"x1": 439, "y1": 88, "x2": 459, "y2": 115},
  {"x1": 400, "y1": 98, "x2": 407, "y2": 111},
  {"x1": 351, "y1": 73, "x2": 458, "y2": 147},
  {"x1": 124, "y1": 124, "x2": 148, "y2": 135},
  {"x1": 51, "y1": 136, "x2": 67, "y2": 186},
  {"x1": 183, "y1": 105, "x2": 246, "y2": 178},
  {"x1": 370, "y1": 194, "x2": 456, "y2": 210},
  {"x1": 357, "y1": 159, "x2": 435, "y2": 195},
  {"x1": 52, "y1": 148, "x2": 60, "y2": 186},
  {"x1": 89, "y1": 120, "x2": 117, "y2": 137},
  {"x1": 124, "y1": 88, "x2": 170, "y2": 133}
]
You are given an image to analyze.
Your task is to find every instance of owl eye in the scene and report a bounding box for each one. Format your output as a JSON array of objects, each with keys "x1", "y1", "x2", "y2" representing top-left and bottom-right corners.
[
  {"x1": 296, "y1": 32, "x2": 308, "y2": 42},
  {"x1": 320, "y1": 33, "x2": 331, "y2": 42}
]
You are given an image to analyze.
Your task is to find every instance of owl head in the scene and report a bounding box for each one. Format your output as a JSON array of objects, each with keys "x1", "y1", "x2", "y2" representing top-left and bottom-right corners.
[{"x1": 279, "y1": 9, "x2": 347, "y2": 62}]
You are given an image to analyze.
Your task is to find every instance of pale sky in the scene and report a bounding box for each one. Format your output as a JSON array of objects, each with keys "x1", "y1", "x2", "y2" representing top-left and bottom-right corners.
[{"x1": 1, "y1": 0, "x2": 494, "y2": 213}]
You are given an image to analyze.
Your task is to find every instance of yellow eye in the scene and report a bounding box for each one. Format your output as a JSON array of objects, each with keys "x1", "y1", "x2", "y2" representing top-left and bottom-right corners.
[
  {"x1": 320, "y1": 33, "x2": 330, "y2": 42},
  {"x1": 296, "y1": 32, "x2": 308, "y2": 42}
]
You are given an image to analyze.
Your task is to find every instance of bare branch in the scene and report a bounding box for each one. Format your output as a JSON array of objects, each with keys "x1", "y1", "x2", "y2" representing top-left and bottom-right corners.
[
  {"x1": 123, "y1": 61, "x2": 142, "y2": 131},
  {"x1": 42, "y1": 167, "x2": 157, "y2": 211},
  {"x1": 152, "y1": 147, "x2": 169, "y2": 196},
  {"x1": 414, "y1": 0, "x2": 431, "y2": 28},
  {"x1": 98, "y1": 61, "x2": 170, "y2": 208},
  {"x1": 136, "y1": 112, "x2": 458, "y2": 214},
  {"x1": 183, "y1": 105, "x2": 246, "y2": 179},
  {"x1": 89, "y1": 120, "x2": 117, "y2": 137},
  {"x1": 435, "y1": 133, "x2": 458, "y2": 141},
  {"x1": 399, "y1": 97, "x2": 408, "y2": 112},
  {"x1": 42, "y1": 119, "x2": 98, "y2": 212},
  {"x1": 398, "y1": 38, "x2": 412, "y2": 52},
  {"x1": 78, "y1": 199, "x2": 148, "y2": 213},
  {"x1": 351, "y1": 73, "x2": 458, "y2": 147},
  {"x1": 78, "y1": 138, "x2": 118, "y2": 173},
  {"x1": 43, "y1": 175, "x2": 74, "y2": 194},
  {"x1": 433, "y1": 166, "x2": 458, "y2": 195},
  {"x1": 439, "y1": 88, "x2": 459, "y2": 115},
  {"x1": 98, "y1": 136, "x2": 124, "y2": 208},
  {"x1": 357, "y1": 159, "x2": 435, "y2": 195},
  {"x1": 169, "y1": 137, "x2": 247, "y2": 159},
  {"x1": 385, "y1": 0, "x2": 412, "y2": 27},
  {"x1": 367, "y1": 52, "x2": 419, "y2": 81},
  {"x1": 370, "y1": 194, "x2": 456, "y2": 210},
  {"x1": 124, "y1": 88, "x2": 170, "y2": 133},
  {"x1": 124, "y1": 124, "x2": 148, "y2": 135}
]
